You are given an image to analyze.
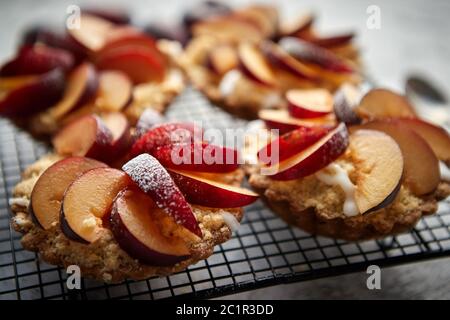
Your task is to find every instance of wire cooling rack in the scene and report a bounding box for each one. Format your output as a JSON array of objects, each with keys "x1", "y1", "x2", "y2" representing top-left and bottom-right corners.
[{"x1": 1, "y1": 87, "x2": 450, "y2": 300}]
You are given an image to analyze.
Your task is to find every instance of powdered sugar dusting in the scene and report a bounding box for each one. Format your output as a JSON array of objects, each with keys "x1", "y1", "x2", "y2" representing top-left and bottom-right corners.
[{"x1": 122, "y1": 154, "x2": 202, "y2": 237}]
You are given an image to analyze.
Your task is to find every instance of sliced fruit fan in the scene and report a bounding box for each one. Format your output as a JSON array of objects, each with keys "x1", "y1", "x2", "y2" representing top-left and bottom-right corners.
[{"x1": 0, "y1": 87, "x2": 449, "y2": 300}]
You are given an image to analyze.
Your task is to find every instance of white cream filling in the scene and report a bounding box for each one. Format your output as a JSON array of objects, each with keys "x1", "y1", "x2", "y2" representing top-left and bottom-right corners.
[
  {"x1": 222, "y1": 212, "x2": 240, "y2": 233},
  {"x1": 261, "y1": 92, "x2": 282, "y2": 109},
  {"x1": 219, "y1": 69, "x2": 241, "y2": 97},
  {"x1": 9, "y1": 197, "x2": 30, "y2": 208},
  {"x1": 440, "y1": 161, "x2": 450, "y2": 182},
  {"x1": 82, "y1": 217, "x2": 98, "y2": 230},
  {"x1": 316, "y1": 163, "x2": 359, "y2": 217},
  {"x1": 242, "y1": 120, "x2": 272, "y2": 165}
]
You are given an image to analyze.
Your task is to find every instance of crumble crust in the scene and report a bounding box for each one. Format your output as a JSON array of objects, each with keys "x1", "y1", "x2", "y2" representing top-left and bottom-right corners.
[{"x1": 10, "y1": 154, "x2": 244, "y2": 283}]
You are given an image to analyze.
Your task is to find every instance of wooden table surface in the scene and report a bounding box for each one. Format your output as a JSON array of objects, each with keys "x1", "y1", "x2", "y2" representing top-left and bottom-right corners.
[{"x1": 1, "y1": 0, "x2": 449, "y2": 300}]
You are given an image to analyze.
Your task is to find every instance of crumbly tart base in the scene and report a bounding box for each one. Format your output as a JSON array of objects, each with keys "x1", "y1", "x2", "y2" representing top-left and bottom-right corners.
[
  {"x1": 180, "y1": 36, "x2": 361, "y2": 120},
  {"x1": 10, "y1": 154, "x2": 244, "y2": 283},
  {"x1": 248, "y1": 157, "x2": 450, "y2": 241}
]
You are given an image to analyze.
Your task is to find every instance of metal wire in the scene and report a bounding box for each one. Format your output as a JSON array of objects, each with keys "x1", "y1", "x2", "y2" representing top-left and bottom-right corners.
[{"x1": 0, "y1": 87, "x2": 449, "y2": 300}]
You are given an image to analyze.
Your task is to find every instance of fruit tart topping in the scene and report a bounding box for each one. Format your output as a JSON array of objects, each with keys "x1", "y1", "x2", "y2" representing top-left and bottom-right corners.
[
  {"x1": 0, "y1": 68, "x2": 65, "y2": 117},
  {"x1": 134, "y1": 108, "x2": 166, "y2": 138},
  {"x1": 95, "y1": 70, "x2": 132, "y2": 111},
  {"x1": 265, "y1": 122, "x2": 349, "y2": 180},
  {"x1": 0, "y1": 45, "x2": 74, "y2": 77},
  {"x1": 153, "y1": 142, "x2": 239, "y2": 173},
  {"x1": 238, "y1": 42, "x2": 275, "y2": 86},
  {"x1": 349, "y1": 130, "x2": 403, "y2": 214},
  {"x1": 68, "y1": 13, "x2": 115, "y2": 51},
  {"x1": 286, "y1": 88, "x2": 333, "y2": 119},
  {"x1": 168, "y1": 169, "x2": 258, "y2": 208},
  {"x1": 60, "y1": 167, "x2": 132, "y2": 243},
  {"x1": 53, "y1": 114, "x2": 112, "y2": 161},
  {"x1": 49, "y1": 62, "x2": 99, "y2": 120},
  {"x1": 110, "y1": 189, "x2": 191, "y2": 266},
  {"x1": 131, "y1": 122, "x2": 199, "y2": 157},
  {"x1": 261, "y1": 40, "x2": 318, "y2": 80},
  {"x1": 279, "y1": 37, "x2": 355, "y2": 74},
  {"x1": 355, "y1": 88, "x2": 416, "y2": 119},
  {"x1": 258, "y1": 125, "x2": 329, "y2": 165},
  {"x1": 333, "y1": 83, "x2": 362, "y2": 124},
  {"x1": 208, "y1": 44, "x2": 239, "y2": 75},
  {"x1": 259, "y1": 109, "x2": 336, "y2": 135},
  {"x1": 351, "y1": 119, "x2": 440, "y2": 196},
  {"x1": 122, "y1": 154, "x2": 202, "y2": 237},
  {"x1": 102, "y1": 112, "x2": 133, "y2": 158},
  {"x1": 30, "y1": 157, "x2": 107, "y2": 229},
  {"x1": 393, "y1": 118, "x2": 450, "y2": 165}
]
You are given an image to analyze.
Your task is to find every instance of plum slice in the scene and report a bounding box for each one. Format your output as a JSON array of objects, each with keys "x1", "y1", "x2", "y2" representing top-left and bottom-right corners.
[
  {"x1": 355, "y1": 88, "x2": 416, "y2": 119},
  {"x1": 122, "y1": 154, "x2": 202, "y2": 237},
  {"x1": 102, "y1": 112, "x2": 132, "y2": 158},
  {"x1": 152, "y1": 142, "x2": 239, "y2": 173},
  {"x1": 266, "y1": 123, "x2": 349, "y2": 180},
  {"x1": 61, "y1": 167, "x2": 131, "y2": 243},
  {"x1": 96, "y1": 47, "x2": 166, "y2": 84},
  {"x1": 110, "y1": 189, "x2": 191, "y2": 266},
  {"x1": 52, "y1": 114, "x2": 112, "y2": 161},
  {"x1": 257, "y1": 125, "x2": 329, "y2": 165},
  {"x1": 351, "y1": 119, "x2": 440, "y2": 196},
  {"x1": 169, "y1": 169, "x2": 258, "y2": 208},
  {"x1": 350, "y1": 130, "x2": 404, "y2": 213},
  {"x1": 261, "y1": 41, "x2": 318, "y2": 80},
  {"x1": 394, "y1": 118, "x2": 450, "y2": 165},
  {"x1": 286, "y1": 88, "x2": 333, "y2": 119},
  {"x1": 238, "y1": 42, "x2": 275, "y2": 86},
  {"x1": 49, "y1": 62, "x2": 99, "y2": 120},
  {"x1": 68, "y1": 14, "x2": 114, "y2": 51},
  {"x1": 208, "y1": 45, "x2": 239, "y2": 75},
  {"x1": 30, "y1": 157, "x2": 107, "y2": 229},
  {"x1": 96, "y1": 70, "x2": 132, "y2": 111},
  {"x1": 333, "y1": 83, "x2": 362, "y2": 124},
  {"x1": 0, "y1": 68, "x2": 65, "y2": 117},
  {"x1": 0, "y1": 45, "x2": 74, "y2": 76},
  {"x1": 279, "y1": 37, "x2": 354, "y2": 74},
  {"x1": 131, "y1": 122, "x2": 199, "y2": 157},
  {"x1": 259, "y1": 109, "x2": 336, "y2": 135}
]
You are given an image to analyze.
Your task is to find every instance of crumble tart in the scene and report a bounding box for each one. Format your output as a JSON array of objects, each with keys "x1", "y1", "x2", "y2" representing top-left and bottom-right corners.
[
  {"x1": 246, "y1": 87, "x2": 450, "y2": 240},
  {"x1": 249, "y1": 152, "x2": 450, "y2": 241},
  {"x1": 181, "y1": 4, "x2": 361, "y2": 119},
  {"x1": 10, "y1": 120, "x2": 258, "y2": 282},
  {"x1": 10, "y1": 154, "x2": 247, "y2": 283},
  {"x1": 0, "y1": 11, "x2": 186, "y2": 139}
]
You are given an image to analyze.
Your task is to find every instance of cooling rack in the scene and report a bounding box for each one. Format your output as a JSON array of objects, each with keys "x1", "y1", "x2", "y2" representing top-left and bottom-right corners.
[{"x1": 0, "y1": 87, "x2": 449, "y2": 300}]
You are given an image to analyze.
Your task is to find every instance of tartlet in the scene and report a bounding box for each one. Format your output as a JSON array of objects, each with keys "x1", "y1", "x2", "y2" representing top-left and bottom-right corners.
[
  {"x1": 245, "y1": 87, "x2": 450, "y2": 240},
  {"x1": 248, "y1": 151, "x2": 450, "y2": 241},
  {"x1": 11, "y1": 155, "x2": 245, "y2": 282},
  {"x1": 10, "y1": 121, "x2": 258, "y2": 282},
  {"x1": 0, "y1": 12, "x2": 185, "y2": 139},
  {"x1": 181, "y1": 4, "x2": 361, "y2": 119}
]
